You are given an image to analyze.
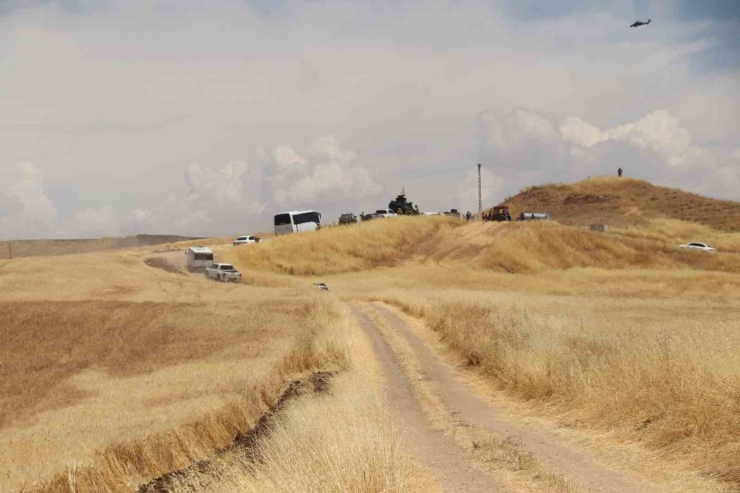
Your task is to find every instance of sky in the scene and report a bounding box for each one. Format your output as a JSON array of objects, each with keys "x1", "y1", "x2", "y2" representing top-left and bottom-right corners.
[{"x1": 1, "y1": 0, "x2": 738, "y2": 239}]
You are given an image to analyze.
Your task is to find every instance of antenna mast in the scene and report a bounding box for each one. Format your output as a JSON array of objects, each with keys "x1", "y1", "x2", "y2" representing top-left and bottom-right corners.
[{"x1": 477, "y1": 163, "x2": 482, "y2": 213}]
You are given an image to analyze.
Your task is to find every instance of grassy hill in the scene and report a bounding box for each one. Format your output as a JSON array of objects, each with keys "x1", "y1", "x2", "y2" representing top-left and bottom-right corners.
[{"x1": 492, "y1": 177, "x2": 740, "y2": 232}]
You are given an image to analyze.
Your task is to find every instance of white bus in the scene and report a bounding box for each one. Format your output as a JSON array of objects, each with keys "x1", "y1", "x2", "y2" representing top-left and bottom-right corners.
[{"x1": 274, "y1": 210, "x2": 322, "y2": 236}]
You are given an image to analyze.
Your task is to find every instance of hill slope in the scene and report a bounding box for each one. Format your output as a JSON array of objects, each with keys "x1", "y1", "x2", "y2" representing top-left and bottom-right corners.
[{"x1": 493, "y1": 177, "x2": 740, "y2": 232}]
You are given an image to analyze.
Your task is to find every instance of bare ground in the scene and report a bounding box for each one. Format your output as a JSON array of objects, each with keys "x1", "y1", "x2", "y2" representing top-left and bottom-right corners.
[{"x1": 350, "y1": 305, "x2": 501, "y2": 492}]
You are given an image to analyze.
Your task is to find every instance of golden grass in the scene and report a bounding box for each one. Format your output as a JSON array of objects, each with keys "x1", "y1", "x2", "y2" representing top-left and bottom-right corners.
[
  {"x1": 6, "y1": 177, "x2": 740, "y2": 491},
  {"x1": 221, "y1": 209, "x2": 740, "y2": 488},
  {"x1": 359, "y1": 303, "x2": 581, "y2": 493},
  {"x1": 0, "y1": 246, "x2": 350, "y2": 492},
  {"x1": 373, "y1": 289, "x2": 740, "y2": 486},
  {"x1": 224, "y1": 216, "x2": 456, "y2": 276},
  {"x1": 166, "y1": 315, "x2": 435, "y2": 493}
]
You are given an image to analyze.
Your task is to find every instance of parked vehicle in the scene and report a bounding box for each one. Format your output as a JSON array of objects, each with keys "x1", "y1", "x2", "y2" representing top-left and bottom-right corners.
[
  {"x1": 206, "y1": 263, "x2": 242, "y2": 282},
  {"x1": 233, "y1": 235, "x2": 261, "y2": 245},
  {"x1": 388, "y1": 190, "x2": 419, "y2": 215},
  {"x1": 185, "y1": 246, "x2": 214, "y2": 271},
  {"x1": 518, "y1": 212, "x2": 550, "y2": 221},
  {"x1": 338, "y1": 213, "x2": 359, "y2": 225},
  {"x1": 679, "y1": 242, "x2": 716, "y2": 253},
  {"x1": 484, "y1": 204, "x2": 511, "y2": 221},
  {"x1": 374, "y1": 209, "x2": 398, "y2": 218},
  {"x1": 274, "y1": 210, "x2": 322, "y2": 236}
]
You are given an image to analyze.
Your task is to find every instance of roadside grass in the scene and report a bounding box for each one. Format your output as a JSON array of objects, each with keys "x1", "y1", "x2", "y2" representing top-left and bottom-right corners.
[
  {"x1": 373, "y1": 289, "x2": 740, "y2": 487},
  {"x1": 166, "y1": 319, "x2": 435, "y2": 493},
  {"x1": 359, "y1": 303, "x2": 583, "y2": 493}
]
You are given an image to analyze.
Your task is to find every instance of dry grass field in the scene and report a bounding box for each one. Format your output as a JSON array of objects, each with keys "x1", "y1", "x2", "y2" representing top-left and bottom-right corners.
[
  {"x1": 223, "y1": 178, "x2": 740, "y2": 489},
  {"x1": 0, "y1": 247, "x2": 351, "y2": 492},
  {"x1": 4, "y1": 177, "x2": 740, "y2": 492}
]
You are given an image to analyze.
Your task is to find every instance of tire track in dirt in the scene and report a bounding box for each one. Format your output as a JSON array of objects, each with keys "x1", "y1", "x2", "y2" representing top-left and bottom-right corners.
[
  {"x1": 372, "y1": 303, "x2": 662, "y2": 493},
  {"x1": 350, "y1": 305, "x2": 501, "y2": 492}
]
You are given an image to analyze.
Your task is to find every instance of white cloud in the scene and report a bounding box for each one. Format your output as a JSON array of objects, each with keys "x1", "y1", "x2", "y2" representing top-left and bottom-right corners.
[
  {"x1": 456, "y1": 167, "x2": 501, "y2": 214},
  {"x1": 478, "y1": 108, "x2": 738, "y2": 202},
  {"x1": 113, "y1": 135, "x2": 379, "y2": 237},
  {"x1": 1, "y1": 163, "x2": 58, "y2": 239},
  {"x1": 0, "y1": 1, "x2": 737, "y2": 238}
]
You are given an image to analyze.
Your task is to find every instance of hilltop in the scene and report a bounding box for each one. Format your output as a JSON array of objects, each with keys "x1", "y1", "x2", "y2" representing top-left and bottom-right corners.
[{"x1": 492, "y1": 177, "x2": 740, "y2": 232}]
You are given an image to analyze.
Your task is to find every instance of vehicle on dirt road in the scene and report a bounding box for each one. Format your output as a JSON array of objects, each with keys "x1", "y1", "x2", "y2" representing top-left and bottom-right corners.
[
  {"x1": 338, "y1": 213, "x2": 360, "y2": 225},
  {"x1": 206, "y1": 263, "x2": 242, "y2": 282},
  {"x1": 185, "y1": 246, "x2": 214, "y2": 271},
  {"x1": 679, "y1": 242, "x2": 716, "y2": 253},
  {"x1": 274, "y1": 210, "x2": 322, "y2": 236},
  {"x1": 233, "y1": 235, "x2": 261, "y2": 245}
]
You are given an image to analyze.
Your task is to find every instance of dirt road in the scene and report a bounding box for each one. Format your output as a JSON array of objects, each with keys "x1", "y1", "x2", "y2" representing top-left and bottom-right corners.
[
  {"x1": 350, "y1": 306, "x2": 501, "y2": 492},
  {"x1": 352, "y1": 302, "x2": 663, "y2": 493}
]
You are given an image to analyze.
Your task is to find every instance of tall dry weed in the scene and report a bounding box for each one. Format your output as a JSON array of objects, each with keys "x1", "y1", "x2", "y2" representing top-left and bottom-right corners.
[{"x1": 377, "y1": 290, "x2": 740, "y2": 485}]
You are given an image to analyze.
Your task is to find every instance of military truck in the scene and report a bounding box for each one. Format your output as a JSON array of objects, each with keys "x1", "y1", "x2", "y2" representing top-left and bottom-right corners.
[{"x1": 388, "y1": 190, "x2": 419, "y2": 215}]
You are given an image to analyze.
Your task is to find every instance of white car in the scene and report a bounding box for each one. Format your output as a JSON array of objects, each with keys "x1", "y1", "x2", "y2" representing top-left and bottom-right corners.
[
  {"x1": 233, "y1": 235, "x2": 261, "y2": 246},
  {"x1": 374, "y1": 209, "x2": 398, "y2": 218},
  {"x1": 679, "y1": 242, "x2": 717, "y2": 253},
  {"x1": 206, "y1": 263, "x2": 242, "y2": 282}
]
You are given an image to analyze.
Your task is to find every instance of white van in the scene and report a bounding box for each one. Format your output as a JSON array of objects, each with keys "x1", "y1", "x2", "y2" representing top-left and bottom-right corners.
[
  {"x1": 185, "y1": 246, "x2": 214, "y2": 271},
  {"x1": 274, "y1": 211, "x2": 322, "y2": 237}
]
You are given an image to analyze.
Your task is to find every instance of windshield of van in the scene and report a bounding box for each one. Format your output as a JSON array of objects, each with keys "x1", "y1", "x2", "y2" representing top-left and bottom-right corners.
[
  {"x1": 194, "y1": 253, "x2": 213, "y2": 261},
  {"x1": 274, "y1": 213, "x2": 292, "y2": 226}
]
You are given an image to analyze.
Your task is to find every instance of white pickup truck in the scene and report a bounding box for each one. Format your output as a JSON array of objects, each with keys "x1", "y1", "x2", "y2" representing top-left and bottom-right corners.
[
  {"x1": 373, "y1": 209, "x2": 398, "y2": 218},
  {"x1": 205, "y1": 263, "x2": 242, "y2": 282}
]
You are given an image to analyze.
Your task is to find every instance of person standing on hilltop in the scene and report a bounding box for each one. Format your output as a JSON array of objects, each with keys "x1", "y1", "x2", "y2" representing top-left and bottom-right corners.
[{"x1": 618, "y1": 167, "x2": 623, "y2": 177}]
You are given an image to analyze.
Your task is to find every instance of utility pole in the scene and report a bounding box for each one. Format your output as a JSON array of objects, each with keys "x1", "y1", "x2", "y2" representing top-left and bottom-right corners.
[{"x1": 477, "y1": 163, "x2": 482, "y2": 214}]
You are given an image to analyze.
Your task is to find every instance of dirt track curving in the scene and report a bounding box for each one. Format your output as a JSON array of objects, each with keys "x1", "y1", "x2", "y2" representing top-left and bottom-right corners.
[
  {"x1": 351, "y1": 305, "x2": 501, "y2": 492},
  {"x1": 364, "y1": 302, "x2": 663, "y2": 493}
]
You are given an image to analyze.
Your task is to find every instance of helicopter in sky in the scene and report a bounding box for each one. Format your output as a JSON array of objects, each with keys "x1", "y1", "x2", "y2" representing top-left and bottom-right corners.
[{"x1": 630, "y1": 19, "x2": 651, "y2": 28}]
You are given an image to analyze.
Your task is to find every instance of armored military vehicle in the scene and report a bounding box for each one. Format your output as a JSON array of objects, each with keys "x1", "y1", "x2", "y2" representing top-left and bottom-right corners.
[{"x1": 388, "y1": 189, "x2": 419, "y2": 215}]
